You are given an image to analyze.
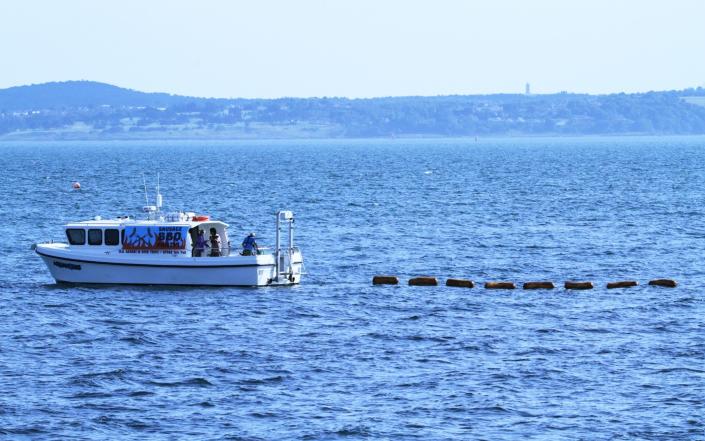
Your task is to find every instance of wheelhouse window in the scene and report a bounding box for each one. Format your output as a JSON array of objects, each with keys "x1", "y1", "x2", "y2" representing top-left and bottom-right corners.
[
  {"x1": 66, "y1": 229, "x2": 86, "y2": 245},
  {"x1": 105, "y1": 229, "x2": 119, "y2": 246},
  {"x1": 88, "y1": 229, "x2": 103, "y2": 245}
]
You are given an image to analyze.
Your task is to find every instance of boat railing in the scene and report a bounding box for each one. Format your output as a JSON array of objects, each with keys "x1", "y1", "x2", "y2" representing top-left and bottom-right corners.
[
  {"x1": 192, "y1": 246, "x2": 235, "y2": 257},
  {"x1": 191, "y1": 246, "x2": 272, "y2": 258}
]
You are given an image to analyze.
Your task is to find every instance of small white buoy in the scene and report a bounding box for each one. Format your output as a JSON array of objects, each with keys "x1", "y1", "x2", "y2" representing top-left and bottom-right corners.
[{"x1": 72, "y1": 182, "x2": 81, "y2": 190}]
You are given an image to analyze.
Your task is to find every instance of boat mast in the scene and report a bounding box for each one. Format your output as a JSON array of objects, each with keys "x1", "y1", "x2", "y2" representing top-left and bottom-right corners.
[
  {"x1": 156, "y1": 172, "x2": 163, "y2": 214},
  {"x1": 142, "y1": 173, "x2": 149, "y2": 206},
  {"x1": 275, "y1": 211, "x2": 281, "y2": 281},
  {"x1": 142, "y1": 173, "x2": 160, "y2": 220}
]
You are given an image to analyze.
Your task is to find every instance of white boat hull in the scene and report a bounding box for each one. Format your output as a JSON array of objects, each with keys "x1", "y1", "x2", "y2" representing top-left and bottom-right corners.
[{"x1": 36, "y1": 245, "x2": 302, "y2": 287}]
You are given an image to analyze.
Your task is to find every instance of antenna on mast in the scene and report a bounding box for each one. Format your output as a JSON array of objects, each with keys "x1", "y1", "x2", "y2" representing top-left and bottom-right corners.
[
  {"x1": 141, "y1": 173, "x2": 158, "y2": 219},
  {"x1": 142, "y1": 173, "x2": 149, "y2": 205},
  {"x1": 156, "y1": 172, "x2": 163, "y2": 212}
]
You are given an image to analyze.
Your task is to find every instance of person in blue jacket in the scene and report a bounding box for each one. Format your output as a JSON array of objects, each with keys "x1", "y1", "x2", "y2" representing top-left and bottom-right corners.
[{"x1": 242, "y1": 232, "x2": 259, "y2": 256}]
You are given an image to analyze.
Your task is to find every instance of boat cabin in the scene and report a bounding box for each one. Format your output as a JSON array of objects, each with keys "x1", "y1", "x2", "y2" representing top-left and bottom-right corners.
[{"x1": 62, "y1": 214, "x2": 231, "y2": 257}]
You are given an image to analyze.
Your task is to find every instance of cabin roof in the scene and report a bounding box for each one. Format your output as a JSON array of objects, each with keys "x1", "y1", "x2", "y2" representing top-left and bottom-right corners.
[{"x1": 64, "y1": 219, "x2": 229, "y2": 228}]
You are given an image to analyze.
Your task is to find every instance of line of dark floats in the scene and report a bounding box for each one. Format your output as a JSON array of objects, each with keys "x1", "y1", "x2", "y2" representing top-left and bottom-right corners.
[{"x1": 372, "y1": 276, "x2": 678, "y2": 289}]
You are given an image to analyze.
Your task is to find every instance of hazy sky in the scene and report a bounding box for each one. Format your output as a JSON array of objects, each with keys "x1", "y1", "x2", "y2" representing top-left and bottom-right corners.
[{"x1": 1, "y1": 0, "x2": 704, "y2": 98}]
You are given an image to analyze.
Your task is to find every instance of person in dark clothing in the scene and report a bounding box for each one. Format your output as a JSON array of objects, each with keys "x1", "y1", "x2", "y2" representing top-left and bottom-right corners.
[{"x1": 193, "y1": 229, "x2": 208, "y2": 257}]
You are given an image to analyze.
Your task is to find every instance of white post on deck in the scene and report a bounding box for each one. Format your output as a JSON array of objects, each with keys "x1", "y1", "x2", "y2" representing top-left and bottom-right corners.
[
  {"x1": 275, "y1": 211, "x2": 281, "y2": 281},
  {"x1": 288, "y1": 215, "x2": 294, "y2": 276}
]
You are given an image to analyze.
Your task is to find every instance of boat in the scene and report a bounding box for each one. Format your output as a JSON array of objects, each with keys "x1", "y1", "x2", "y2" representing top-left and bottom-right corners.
[{"x1": 33, "y1": 188, "x2": 303, "y2": 286}]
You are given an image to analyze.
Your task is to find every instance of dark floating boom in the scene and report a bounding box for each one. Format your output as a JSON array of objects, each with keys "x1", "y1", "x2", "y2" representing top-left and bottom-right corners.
[{"x1": 373, "y1": 276, "x2": 679, "y2": 289}]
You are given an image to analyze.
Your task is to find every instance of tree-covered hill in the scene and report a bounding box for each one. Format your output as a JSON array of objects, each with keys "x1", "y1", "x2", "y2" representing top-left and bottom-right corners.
[
  {"x1": 0, "y1": 81, "x2": 202, "y2": 110},
  {"x1": 2, "y1": 81, "x2": 705, "y2": 139}
]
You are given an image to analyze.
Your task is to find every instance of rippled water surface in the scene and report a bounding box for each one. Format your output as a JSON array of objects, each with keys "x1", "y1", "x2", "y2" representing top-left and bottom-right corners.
[{"x1": 1, "y1": 137, "x2": 704, "y2": 440}]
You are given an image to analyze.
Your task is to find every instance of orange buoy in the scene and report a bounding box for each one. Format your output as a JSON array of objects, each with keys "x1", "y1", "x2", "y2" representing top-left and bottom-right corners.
[
  {"x1": 446, "y1": 278, "x2": 474, "y2": 288},
  {"x1": 72, "y1": 182, "x2": 81, "y2": 190},
  {"x1": 372, "y1": 275, "x2": 399, "y2": 285},
  {"x1": 192, "y1": 215, "x2": 210, "y2": 222}
]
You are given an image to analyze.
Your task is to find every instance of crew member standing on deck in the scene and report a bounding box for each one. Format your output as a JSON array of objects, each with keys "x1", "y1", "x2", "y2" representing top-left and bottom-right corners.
[
  {"x1": 194, "y1": 229, "x2": 208, "y2": 257},
  {"x1": 209, "y1": 227, "x2": 221, "y2": 257},
  {"x1": 241, "y1": 232, "x2": 258, "y2": 256}
]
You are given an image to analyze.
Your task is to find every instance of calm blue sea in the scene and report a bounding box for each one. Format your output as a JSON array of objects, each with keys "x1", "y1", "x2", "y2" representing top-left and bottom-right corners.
[{"x1": 1, "y1": 137, "x2": 704, "y2": 440}]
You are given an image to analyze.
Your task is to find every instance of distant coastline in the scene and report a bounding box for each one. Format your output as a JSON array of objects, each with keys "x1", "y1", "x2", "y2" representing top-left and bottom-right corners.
[
  {"x1": 5, "y1": 134, "x2": 705, "y2": 146},
  {"x1": 3, "y1": 81, "x2": 705, "y2": 140}
]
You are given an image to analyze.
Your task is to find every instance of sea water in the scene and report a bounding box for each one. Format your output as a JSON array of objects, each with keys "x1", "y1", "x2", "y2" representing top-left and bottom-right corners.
[{"x1": 1, "y1": 137, "x2": 703, "y2": 440}]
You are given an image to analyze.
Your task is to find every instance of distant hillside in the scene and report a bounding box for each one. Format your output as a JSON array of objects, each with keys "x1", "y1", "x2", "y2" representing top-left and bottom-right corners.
[
  {"x1": 0, "y1": 81, "x2": 201, "y2": 110},
  {"x1": 2, "y1": 80, "x2": 705, "y2": 139}
]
